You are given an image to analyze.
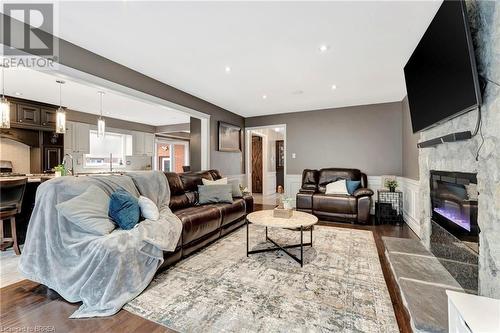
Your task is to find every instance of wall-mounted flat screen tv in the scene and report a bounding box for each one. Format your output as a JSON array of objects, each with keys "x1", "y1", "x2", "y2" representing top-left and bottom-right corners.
[{"x1": 404, "y1": 0, "x2": 481, "y2": 133}]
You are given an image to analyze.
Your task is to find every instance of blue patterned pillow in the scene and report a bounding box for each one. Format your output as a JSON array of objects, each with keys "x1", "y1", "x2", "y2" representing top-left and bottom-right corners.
[
  {"x1": 109, "y1": 189, "x2": 140, "y2": 230},
  {"x1": 346, "y1": 180, "x2": 361, "y2": 195}
]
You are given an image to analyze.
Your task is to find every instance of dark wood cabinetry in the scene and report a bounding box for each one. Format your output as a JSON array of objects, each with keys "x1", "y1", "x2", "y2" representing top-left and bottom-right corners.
[
  {"x1": 7, "y1": 97, "x2": 60, "y2": 131},
  {"x1": 42, "y1": 131, "x2": 64, "y2": 172},
  {"x1": 41, "y1": 108, "x2": 57, "y2": 127},
  {"x1": 17, "y1": 103, "x2": 41, "y2": 125}
]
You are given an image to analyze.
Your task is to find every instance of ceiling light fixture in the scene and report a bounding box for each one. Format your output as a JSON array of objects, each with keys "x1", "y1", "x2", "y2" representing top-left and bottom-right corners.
[
  {"x1": 331, "y1": 84, "x2": 337, "y2": 90},
  {"x1": 15, "y1": 92, "x2": 22, "y2": 96},
  {"x1": 0, "y1": 64, "x2": 10, "y2": 129},
  {"x1": 262, "y1": 94, "x2": 267, "y2": 100},
  {"x1": 55, "y1": 80, "x2": 66, "y2": 134},
  {"x1": 319, "y1": 44, "x2": 329, "y2": 53},
  {"x1": 97, "y1": 91, "x2": 106, "y2": 139},
  {"x1": 225, "y1": 66, "x2": 231, "y2": 73}
]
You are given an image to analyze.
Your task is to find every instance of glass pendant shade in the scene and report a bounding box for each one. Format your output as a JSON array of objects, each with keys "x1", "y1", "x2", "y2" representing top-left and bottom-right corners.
[
  {"x1": 97, "y1": 117, "x2": 106, "y2": 138},
  {"x1": 56, "y1": 107, "x2": 66, "y2": 134},
  {"x1": 0, "y1": 97, "x2": 10, "y2": 129}
]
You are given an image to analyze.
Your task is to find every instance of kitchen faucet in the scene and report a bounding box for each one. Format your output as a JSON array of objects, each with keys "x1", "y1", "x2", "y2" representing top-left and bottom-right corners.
[{"x1": 62, "y1": 153, "x2": 74, "y2": 176}]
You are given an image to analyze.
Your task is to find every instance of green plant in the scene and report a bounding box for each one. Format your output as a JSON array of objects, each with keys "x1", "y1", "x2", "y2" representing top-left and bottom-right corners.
[
  {"x1": 53, "y1": 164, "x2": 65, "y2": 174},
  {"x1": 385, "y1": 179, "x2": 398, "y2": 190}
]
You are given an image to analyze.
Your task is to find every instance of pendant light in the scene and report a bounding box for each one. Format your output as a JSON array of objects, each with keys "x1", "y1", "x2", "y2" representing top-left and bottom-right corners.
[
  {"x1": 0, "y1": 64, "x2": 10, "y2": 129},
  {"x1": 55, "y1": 80, "x2": 66, "y2": 134},
  {"x1": 97, "y1": 91, "x2": 105, "y2": 138}
]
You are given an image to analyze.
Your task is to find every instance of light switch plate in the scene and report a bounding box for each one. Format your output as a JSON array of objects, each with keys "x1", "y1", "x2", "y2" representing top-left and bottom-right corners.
[{"x1": 292, "y1": 153, "x2": 296, "y2": 159}]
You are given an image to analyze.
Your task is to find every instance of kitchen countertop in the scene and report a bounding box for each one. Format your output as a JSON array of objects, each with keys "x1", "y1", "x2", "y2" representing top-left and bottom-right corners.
[{"x1": 0, "y1": 175, "x2": 55, "y2": 183}]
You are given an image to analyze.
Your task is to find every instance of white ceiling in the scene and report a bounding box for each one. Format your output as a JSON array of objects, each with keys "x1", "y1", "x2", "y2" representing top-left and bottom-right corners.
[
  {"x1": 51, "y1": 0, "x2": 442, "y2": 117},
  {"x1": 2, "y1": 67, "x2": 190, "y2": 126}
]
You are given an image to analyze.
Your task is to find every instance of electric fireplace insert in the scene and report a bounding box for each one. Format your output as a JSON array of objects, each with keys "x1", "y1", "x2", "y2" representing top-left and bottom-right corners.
[{"x1": 430, "y1": 170, "x2": 479, "y2": 245}]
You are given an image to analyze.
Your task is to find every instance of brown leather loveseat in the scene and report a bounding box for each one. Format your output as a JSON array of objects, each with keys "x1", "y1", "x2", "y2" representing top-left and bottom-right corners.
[
  {"x1": 296, "y1": 168, "x2": 373, "y2": 224},
  {"x1": 160, "y1": 169, "x2": 253, "y2": 269}
]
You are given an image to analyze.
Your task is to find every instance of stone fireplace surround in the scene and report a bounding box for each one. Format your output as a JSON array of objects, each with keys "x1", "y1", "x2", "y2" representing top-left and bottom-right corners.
[{"x1": 417, "y1": 0, "x2": 499, "y2": 299}]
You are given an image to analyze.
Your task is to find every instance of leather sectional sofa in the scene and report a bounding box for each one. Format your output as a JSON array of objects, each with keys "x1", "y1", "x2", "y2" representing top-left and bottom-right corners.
[
  {"x1": 160, "y1": 169, "x2": 253, "y2": 270},
  {"x1": 296, "y1": 168, "x2": 373, "y2": 224}
]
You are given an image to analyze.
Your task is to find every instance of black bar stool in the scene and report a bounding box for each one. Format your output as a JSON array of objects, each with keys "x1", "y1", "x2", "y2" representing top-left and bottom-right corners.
[{"x1": 0, "y1": 178, "x2": 27, "y2": 255}]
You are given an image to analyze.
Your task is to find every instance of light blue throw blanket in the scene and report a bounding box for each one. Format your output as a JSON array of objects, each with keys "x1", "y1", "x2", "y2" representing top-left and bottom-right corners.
[{"x1": 19, "y1": 171, "x2": 182, "y2": 318}]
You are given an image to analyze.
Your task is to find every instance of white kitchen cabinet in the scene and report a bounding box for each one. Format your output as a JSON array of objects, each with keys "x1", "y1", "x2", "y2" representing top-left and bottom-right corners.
[
  {"x1": 144, "y1": 133, "x2": 155, "y2": 155},
  {"x1": 74, "y1": 123, "x2": 90, "y2": 154},
  {"x1": 64, "y1": 121, "x2": 90, "y2": 154},
  {"x1": 132, "y1": 131, "x2": 155, "y2": 156},
  {"x1": 132, "y1": 131, "x2": 145, "y2": 155}
]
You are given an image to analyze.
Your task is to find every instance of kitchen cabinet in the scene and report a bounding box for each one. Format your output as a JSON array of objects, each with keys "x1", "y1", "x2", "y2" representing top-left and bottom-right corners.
[
  {"x1": 43, "y1": 147, "x2": 63, "y2": 172},
  {"x1": 41, "y1": 108, "x2": 57, "y2": 127},
  {"x1": 132, "y1": 132, "x2": 155, "y2": 156},
  {"x1": 17, "y1": 103, "x2": 41, "y2": 125},
  {"x1": 144, "y1": 133, "x2": 155, "y2": 155},
  {"x1": 64, "y1": 121, "x2": 90, "y2": 154}
]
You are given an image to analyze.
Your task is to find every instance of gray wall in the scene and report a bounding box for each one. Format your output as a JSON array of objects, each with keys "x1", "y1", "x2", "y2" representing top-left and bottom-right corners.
[
  {"x1": 1, "y1": 14, "x2": 245, "y2": 176},
  {"x1": 246, "y1": 102, "x2": 403, "y2": 175},
  {"x1": 67, "y1": 110, "x2": 156, "y2": 133},
  {"x1": 401, "y1": 96, "x2": 420, "y2": 180},
  {"x1": 189, "y1": 117, "x2": 202, "y2": 171}
]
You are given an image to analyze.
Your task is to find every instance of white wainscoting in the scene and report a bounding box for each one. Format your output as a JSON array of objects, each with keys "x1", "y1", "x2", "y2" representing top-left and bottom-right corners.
[
  {"x1": 398, "y1": 177, "x2": 421, "y2": 238},
  {"x1": 284, "y1": 173, "x2": 421, "y2": 238},
  {"x1": 264, "y1": 171, "x2": 277, "y2": 196},
  {"x1": 284, "y1": 174, "x2": 302, "y2": 206}
]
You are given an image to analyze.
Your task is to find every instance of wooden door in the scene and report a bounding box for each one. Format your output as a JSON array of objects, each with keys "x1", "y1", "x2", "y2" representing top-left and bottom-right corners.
[{"x1": 252, "y1": 136, "x2": 263, "y2": 193}]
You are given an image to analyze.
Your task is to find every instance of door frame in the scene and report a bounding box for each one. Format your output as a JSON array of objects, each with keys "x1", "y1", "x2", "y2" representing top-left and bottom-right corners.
[
  {"x1": 154, "y1": 138, "x2": 190, "y2": 172},
  {"x1": 245, "y1": 124, "x2": 286, "y2": 195}
]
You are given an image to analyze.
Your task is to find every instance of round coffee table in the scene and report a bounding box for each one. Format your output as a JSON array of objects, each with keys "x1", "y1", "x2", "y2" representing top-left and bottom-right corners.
[{"x1": 246, "y1": 210, "x2": 318, "y2": 267}]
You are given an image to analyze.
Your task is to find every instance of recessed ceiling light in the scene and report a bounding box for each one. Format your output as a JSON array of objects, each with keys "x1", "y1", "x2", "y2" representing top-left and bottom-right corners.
[
  {"x1": 292, "y1": 90, "x2": 304, "y2": 95},
  {"x1": 319, "y1": 44, "x2": 329, "y2": 53},
  {"x1": 262, "y1": 94, "x2": 267, "y2": 99},
  {"x1": 15, "y1": 92, "x2": 22, "y2": 96},
  {"x1": 331, "y1": 84, "x2": 337, "y2": 90},
  {"x1": 224, "y1": 66, "x2": 231, "y2": 73}
]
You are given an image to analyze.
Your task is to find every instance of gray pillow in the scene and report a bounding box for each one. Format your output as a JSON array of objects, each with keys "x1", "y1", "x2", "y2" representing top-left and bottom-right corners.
[
  {"x1": 56, "y1": 185, "x2": 116, "y2": 235},
  {"x1": 228, "y1": 179, "x2": 243, "y2": 198},
  {"x1": 198, "y1": 184, "x2": 233, "y2": 204}
]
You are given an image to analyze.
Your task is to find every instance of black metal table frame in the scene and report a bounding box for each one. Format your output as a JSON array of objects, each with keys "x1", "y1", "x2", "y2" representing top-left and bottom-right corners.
[{"x1": 246, "y1": 219, "x2": 313, "y2": 267}]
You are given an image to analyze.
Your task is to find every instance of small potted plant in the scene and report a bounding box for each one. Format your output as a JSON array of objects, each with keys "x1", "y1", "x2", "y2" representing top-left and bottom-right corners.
[
  {"x1": 53, "y1": 164, "x2": 65, "y2": 177},
  {"x1": 385, "y1": 179, "x2": 398, "y2": 192}
]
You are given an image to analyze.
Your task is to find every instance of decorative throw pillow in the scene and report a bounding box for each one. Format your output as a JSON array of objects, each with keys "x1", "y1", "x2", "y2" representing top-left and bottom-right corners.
[
  {"x1": 138, "y1": 196, "x2": 160, "y2": 221},
  {"x1": 109, "y1": 189, "x2": 140, "y2": 230},
  {"x1": 325, "y1": 179, "x2": 349, "y2": 195},
  {"x1": 202, "y1": 177, "x2": 243, "y2": 197},
  {"x1": 346, "y1": 180, "x2": 361, "y2": 195},
  {"x1": 56, "y1": 185, "x2": 115, "y2": 236},
  {"x1": 198, "y1": 184, "x2": 233, "y2": 204},
  {"x1": 202, "y1": 177, "x2": 228, "y2": 185}
]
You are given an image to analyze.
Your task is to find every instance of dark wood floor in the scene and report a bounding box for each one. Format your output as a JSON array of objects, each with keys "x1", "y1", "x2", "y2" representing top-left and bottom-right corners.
[{"x1": 1, "y1": 204, "x2": 417, "y2": 333}]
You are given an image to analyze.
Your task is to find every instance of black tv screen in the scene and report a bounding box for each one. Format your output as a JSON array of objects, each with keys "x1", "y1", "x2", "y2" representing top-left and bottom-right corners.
[{"x1": 404, "y1": 0, "x2": 481, "y2": 133}]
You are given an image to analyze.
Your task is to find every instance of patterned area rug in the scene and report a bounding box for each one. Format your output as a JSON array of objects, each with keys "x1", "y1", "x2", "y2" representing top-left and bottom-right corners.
[{"x1": 125, "y1": 226, "x2": 398, "y2": 332}]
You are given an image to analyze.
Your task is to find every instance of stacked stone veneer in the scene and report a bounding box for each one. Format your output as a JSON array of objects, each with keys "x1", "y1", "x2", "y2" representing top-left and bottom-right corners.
[{"x1": 417, "y1": 0, "x2": 500, "y2": 298}]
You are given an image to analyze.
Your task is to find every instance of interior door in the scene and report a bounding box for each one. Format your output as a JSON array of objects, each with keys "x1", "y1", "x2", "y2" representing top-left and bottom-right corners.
[
  {"x1": 275, "y1": 140, "x2": 284, "y2": 191},
  {"x1": 251, "y1": 136, "x2": 263, "y2": 193}
]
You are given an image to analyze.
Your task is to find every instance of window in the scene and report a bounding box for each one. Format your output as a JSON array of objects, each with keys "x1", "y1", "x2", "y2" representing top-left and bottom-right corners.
[
  {"x1": 85, "y1": 130, "x2": 132, "y2": 168},
  {"x1": 156, "y1": 140, "x2": 189, "y2": 173}
]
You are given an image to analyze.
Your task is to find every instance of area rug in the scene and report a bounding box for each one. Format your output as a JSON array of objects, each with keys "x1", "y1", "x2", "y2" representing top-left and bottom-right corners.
[{"x1": 125, "y1": 226, "x2": 399, "y2": 332}]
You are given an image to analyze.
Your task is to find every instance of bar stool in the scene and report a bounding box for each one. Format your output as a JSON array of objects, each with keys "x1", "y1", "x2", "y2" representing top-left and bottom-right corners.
[{"x1": 0, "y1": 178, "x2": 27, "y2": 255}]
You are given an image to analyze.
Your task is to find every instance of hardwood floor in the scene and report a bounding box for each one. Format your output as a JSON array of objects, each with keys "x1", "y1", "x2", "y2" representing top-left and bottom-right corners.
[{"x1": 0, "y1": 204, "x2": 416, "y2": 333}]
